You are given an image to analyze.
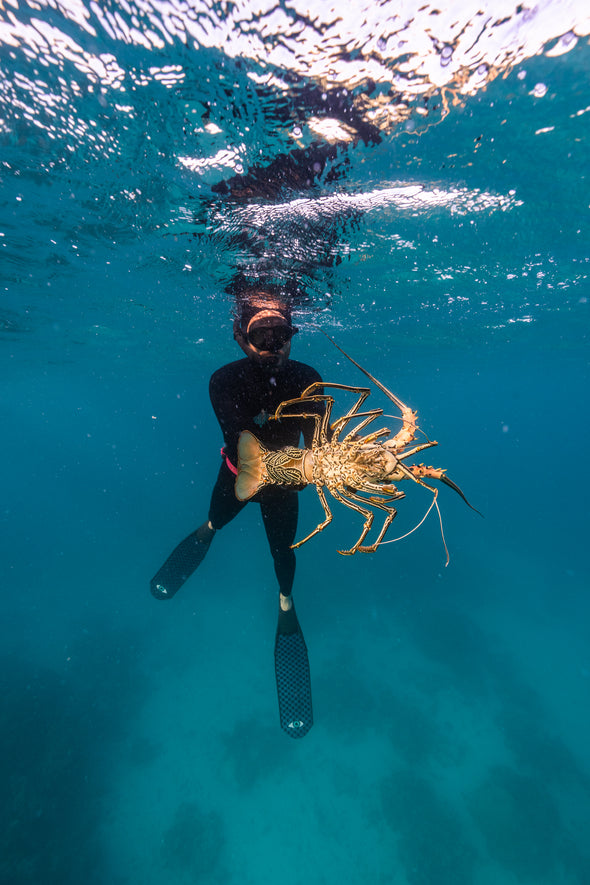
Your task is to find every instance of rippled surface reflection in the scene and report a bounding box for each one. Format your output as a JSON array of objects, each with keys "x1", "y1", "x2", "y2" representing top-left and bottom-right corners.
[{"x1": 1, "y1": 0, "x2": 589, "y2": 350}]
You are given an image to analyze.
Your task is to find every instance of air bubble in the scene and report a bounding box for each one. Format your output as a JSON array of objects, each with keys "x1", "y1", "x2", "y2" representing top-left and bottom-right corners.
[
  {"x1": 440, "y1": 45, "x2": 453, "y2": 67},
  {"x1": 292, "y1": 125, "x2": 302, "y2": 138},
  {"x1": 532, "y1": 82, "x2": 547, "y2": 98}
]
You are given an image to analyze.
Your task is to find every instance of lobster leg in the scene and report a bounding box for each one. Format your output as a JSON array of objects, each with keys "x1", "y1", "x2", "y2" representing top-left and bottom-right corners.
[
  {"x1": 391, "y1": 441, "x2": 439, "y2": 459},
  {"x1": 291, "y1": 486, "x2": 334, "y2": 549},
  {"x1": 341, "y1": 487, "x2": 403, "y2": 552},
  {"x1": 357, "y1": 509, "x2": 398, "y2": 553},
  {"x1": 341, "y1": 410, "x2": 387, "y2": 442},
  {"x1": 354, "y1": 483, "x2": 406, "y2": 503},
  {"x1": 351, "y1": 425, "x2": 393, "y2": 445},
  {"x1": 274, "y1": 383, "x2": 377, "y2": 444},
  {"x1": 273, "y1": 394, "x2": 336, "y2": 446},
  {"x1": 327, "y1": 390, "x2": 373, "y2": 440},
  {"x1": 329, "y1": 488, "x2": 376, "y2": 555},
  {"x1": 294, "y1": 382, "x2": 378, "y2": 442}
]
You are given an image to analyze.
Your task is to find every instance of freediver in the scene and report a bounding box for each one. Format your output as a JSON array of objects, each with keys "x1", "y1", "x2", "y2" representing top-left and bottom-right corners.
[{"x1": 150, "y1": 287, "x2": 323, "y2": 617}]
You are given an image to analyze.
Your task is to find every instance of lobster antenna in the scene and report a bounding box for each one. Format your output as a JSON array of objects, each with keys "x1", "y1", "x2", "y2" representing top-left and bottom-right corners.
[
  {"x1": 434, "y1": 496, "x2": 450, "y2": 567},
  {"x1": 379, "y1": 492, "x2": 451, "y2": 566},
  {"x1": 321, "y1": 331, "x2": 434, "y2": 445},
  {"x1": 380, "y1": 496, "x2": 435, "y2": 543},
  {"x1": 321, "y1": 331, "x2": 407, "y2": 412}
]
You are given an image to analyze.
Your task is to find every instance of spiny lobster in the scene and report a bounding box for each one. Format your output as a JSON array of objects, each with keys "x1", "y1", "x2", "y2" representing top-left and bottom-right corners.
[{"x1": 235, "y1": 334, "x2": 479, "y2": 560}]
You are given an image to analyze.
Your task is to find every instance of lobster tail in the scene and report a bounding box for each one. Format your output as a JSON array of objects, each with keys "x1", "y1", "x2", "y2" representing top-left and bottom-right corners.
[{"x1": 235, "y1": 431, "x2": 267, "y2": 501}]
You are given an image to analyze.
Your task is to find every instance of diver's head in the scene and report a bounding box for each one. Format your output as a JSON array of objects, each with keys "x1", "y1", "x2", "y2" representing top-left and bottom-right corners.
[{"x1": 234, "y1": 291, "x2": 298, "y2": 369}]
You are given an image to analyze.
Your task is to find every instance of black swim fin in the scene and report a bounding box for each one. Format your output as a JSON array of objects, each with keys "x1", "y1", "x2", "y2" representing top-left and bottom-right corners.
[
  {"x1": 150, "y1": 524, "x2": 214, "y2": 599},
  {"x1": 274, "y1": 601, "x2": 313, "y2": 738}
]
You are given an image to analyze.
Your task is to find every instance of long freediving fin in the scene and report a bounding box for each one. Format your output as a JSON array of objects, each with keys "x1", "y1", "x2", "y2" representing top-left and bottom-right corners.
[
  {"x1": 150, "y1": 524, "x2": 214, "y2": 599},
  {"x1": 274, "y1": 601, "x2": 313, "y2": 738}
]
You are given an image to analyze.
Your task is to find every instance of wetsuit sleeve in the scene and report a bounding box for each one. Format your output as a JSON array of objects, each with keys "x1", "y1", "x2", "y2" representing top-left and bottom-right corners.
[{"x1": 209, "y1": 368, "x2": 242, "y2": 457}]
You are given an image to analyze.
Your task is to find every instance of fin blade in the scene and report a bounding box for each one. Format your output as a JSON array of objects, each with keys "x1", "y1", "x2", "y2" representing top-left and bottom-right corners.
[{"x1": 275, "y1": 604, "x2": 313, "y2": 738}]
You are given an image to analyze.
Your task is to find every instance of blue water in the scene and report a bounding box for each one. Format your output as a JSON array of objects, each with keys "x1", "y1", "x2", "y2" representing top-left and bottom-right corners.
[{"x1": 2, "y1": 3, "x2": 590, "y2": 883}]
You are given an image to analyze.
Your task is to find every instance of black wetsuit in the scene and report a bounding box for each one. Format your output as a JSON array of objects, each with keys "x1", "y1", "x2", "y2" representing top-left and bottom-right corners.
[{"x1": 208, "y1": 357, "x2": 322, "y2": 595}]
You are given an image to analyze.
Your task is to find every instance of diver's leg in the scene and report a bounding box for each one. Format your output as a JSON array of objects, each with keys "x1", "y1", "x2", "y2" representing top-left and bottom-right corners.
[
  {"x1": 150, "y1": 464, "x2": 244, "y2": 599},
  {"x1": 262, "y1": 490, "x2": 313, "y2": 737},
  {"x1": 260, "y1": 490, "x2": 298, "y2": 608}
]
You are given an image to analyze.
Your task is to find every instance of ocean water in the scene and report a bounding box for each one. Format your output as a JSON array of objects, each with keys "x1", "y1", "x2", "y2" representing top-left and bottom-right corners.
[{"x1": 2, "y1": 2, "x2": 590, "y2": 883}]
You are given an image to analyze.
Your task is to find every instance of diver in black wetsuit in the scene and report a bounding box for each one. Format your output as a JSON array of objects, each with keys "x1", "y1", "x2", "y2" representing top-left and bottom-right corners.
[{"x1": 150, "y1": 292, "x2": 322, "y2": 613}]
